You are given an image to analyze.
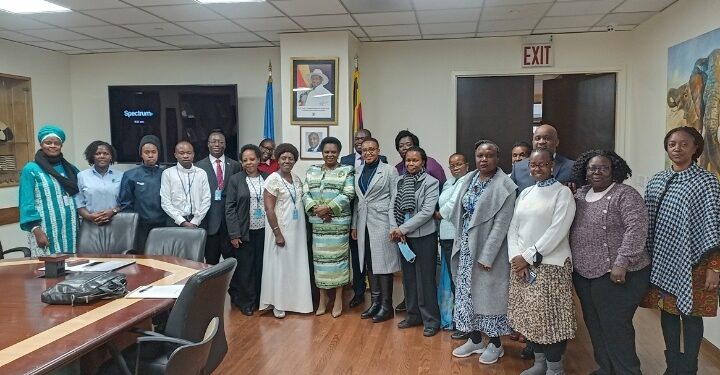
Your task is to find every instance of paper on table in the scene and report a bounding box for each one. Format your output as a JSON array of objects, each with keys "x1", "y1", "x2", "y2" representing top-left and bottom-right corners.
[{"x1": 126, "y1": 285, "x2": 185, "y2": 299}]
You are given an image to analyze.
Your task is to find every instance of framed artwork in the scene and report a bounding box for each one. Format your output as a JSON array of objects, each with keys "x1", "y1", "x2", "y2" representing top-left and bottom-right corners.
[
  {"x1": 291, "y1": 57, "x2": 338, "y2": 125},
  {"x1": 300, "y1": 126, "x2": 328, "y2": 160}
]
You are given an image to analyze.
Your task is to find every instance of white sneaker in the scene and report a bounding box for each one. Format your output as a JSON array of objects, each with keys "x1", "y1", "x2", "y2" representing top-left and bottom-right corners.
[
  {"x1": 273, "y1": 308, "x2": 285, "y2": 319},
  {"x1": 479, "y1": 343, "x2": 504, "y2": 364},
  {"x1": 452, "y1": 338, "x2": 487, "y2": 358}
]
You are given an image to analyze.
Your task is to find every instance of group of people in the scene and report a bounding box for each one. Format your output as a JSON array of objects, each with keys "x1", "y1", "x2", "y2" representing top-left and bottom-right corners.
[{"x1": 17, "y1": 123, "x2": 720, "y2": 375}]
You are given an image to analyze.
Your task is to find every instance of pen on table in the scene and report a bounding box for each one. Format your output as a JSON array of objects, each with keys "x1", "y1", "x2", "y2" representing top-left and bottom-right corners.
[{"x1": 137, "y1": 286, "x2": 152, "y2": 294}]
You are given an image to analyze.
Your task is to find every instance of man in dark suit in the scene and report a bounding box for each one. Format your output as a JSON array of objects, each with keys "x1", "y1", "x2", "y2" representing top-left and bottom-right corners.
[
  {"x1": 511, "y1": 124, "x2": 575, "y2": 191},
  {"x1": 341, "y1": 129, "x2": 387, "y2": 308},
  {"x1": 197, "y1": 129, "x2": 241, "y2": 268}
]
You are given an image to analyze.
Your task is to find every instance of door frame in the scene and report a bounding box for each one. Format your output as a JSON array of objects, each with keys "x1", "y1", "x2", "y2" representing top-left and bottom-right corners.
[{"x1": 450, "y1": 66, "x2": 627, "y2": 160}]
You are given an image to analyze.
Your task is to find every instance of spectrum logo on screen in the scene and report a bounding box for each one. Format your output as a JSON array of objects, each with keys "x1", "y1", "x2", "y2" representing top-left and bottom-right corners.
[{"x1": 123, "y1": 110, "x2": 155, "y2": 124}]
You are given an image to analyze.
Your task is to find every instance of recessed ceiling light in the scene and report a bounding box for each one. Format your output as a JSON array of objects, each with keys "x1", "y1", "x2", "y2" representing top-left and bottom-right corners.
[
  {"x1": 0, "y1": 0, "x2": 70, "y2": 14},
  {"x1": 196, "y1": 0, "x2": 266, "y2": 4}
]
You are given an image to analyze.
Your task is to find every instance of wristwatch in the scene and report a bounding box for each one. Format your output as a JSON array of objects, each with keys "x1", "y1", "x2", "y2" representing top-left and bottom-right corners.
[{"x1": 112, "y1": 208, "x2": 119, "y2": 215}]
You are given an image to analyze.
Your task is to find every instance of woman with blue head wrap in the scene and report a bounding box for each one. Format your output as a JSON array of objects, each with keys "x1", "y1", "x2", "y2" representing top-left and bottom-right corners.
[{"x1": 18, "y1": 125, "x2": 80, "y2": 255}]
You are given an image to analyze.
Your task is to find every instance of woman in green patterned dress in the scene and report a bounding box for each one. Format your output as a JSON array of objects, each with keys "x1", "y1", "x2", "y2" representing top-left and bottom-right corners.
[{"x1": 303, "y1": 137, "x2": 355, "y2": 318}]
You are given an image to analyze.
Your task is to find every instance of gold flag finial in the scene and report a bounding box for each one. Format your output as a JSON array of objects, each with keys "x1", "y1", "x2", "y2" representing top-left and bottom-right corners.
[{"x1": 268, "y1": 60, "x2": 273, "y2": 83}]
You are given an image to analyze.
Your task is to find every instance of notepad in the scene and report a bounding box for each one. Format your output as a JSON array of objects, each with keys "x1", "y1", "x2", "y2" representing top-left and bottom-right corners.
[{"x1": 126, "y1": 285, "x2": 185, "y2": 299}]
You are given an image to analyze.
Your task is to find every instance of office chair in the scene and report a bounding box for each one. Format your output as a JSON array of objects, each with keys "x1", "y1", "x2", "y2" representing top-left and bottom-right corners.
[
  {"x1": 77, "y1": 212, "x2": 140, "y2": 255},
  {"x1": 144, "y1": 227, "x2": 207, "y2": 262},
  {"x1": 0, "y1": 241, "x2": 31, "y2": 259}
]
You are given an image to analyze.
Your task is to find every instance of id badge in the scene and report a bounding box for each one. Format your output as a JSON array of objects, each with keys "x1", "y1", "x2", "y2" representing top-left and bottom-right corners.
[
  {"x1": 182, "y1": 203, "x2": 191, "y2": 215},
  {"x1": 62, "y1": 195, "x2": 72, "y2": 206},
  {"x1": 254, "y1": 208, "x2": 263, "y2": 218},
  {"x1": 214, "y1": 189, "x2": 222, "y2": 201},
  {"x1": 404, "y1": 212, "x2": 411, "y2": 221},
  {"x1": 526, "y1": 268, "x2": 537, "y2": 284},
  {"x1": 292, "y1": 208, "x2": 299, "y2": 220}
]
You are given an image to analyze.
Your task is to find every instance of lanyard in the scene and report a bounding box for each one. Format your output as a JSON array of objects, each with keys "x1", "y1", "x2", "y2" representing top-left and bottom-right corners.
[
  {"x1": 280, "y1": 175, "x2": 297, "y2": 206},
  {"x1": 176, "y1": 167, "x2": 196, "y2": 212},
  {"x1": 248, "y1": 175, "x2": 264, "y2": 206}
]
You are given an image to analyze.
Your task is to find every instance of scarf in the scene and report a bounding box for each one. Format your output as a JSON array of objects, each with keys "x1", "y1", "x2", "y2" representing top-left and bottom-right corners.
[
  {"x1": 394, "y1": 169, "x2": 425, "y2": 225},
  {"x1": 34, "y1": 149, "x2": 78, "y2": 196},
  {"x1": 359, "y1": 158, "x2": 380, "y2": 194}
]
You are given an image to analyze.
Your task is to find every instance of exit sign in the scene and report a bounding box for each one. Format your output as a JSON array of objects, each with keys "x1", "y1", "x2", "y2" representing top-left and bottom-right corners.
[{"x1": 522, "y1": 44, "x2": 553, "y2": 67}]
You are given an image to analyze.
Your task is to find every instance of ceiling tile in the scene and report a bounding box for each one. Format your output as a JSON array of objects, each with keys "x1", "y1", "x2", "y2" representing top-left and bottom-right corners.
[
  {"x1": 84, "y1": 8, "x2": 165, "y2": 24},
  {"x1": 155, "y1": 34, "x2": 219, "y2": 47},
  {"x1": 136, "y1": 45, "x2": 181, "y2": 50},
  {"x1": 536, "y1": 15, "x2": 603, "y2": 29},
  {"x1": 234, "y1": 17, "x2": 301, "y2": 31},
  {"x1": 481, "y1": 3, "x2": 552, "y2": 21},
  {"x1": 105, "y1": 37, "x2": 171, "y2": 48},
  {"x1": 340, "y1": 0, "x2": 413, "y2": 13},
  {"x1": 271, "y1": 0, "x2": 347, "y2": 16},
  {"x1": 206, "y1": 32, "x2": 263, "y2": 43},
  {"x1": 589, "y1": 24, "x2": 635, "y2": 32},
  {"x1": 533, "y1": 27, "x2": 590, "y2": 34},
  {"x1": 476, "y1": 29, "x2": 532, "y2": 37},
  {"x1": 61, "y1": 39, "x2": 125, "y2": 49},
  {"x1": 615, "y1": 0, "x2": 676, "y2": 13},
  {"x1": 51, "y1": 0, "x2": 131, "y2": 10},
  {"x1": 123, "y1": 22, "x2": 193, "y2": 36},
  {"x1": 70, "y1": 25, "x2": 141, "y2": 39},
  {"x1": 0, "y1": 30, "x2": 43, "y2": 42},
  {"x1": 24, "y1": 41, "x2": 77, "y2": 51},
  {"x1": 177, "y1": 20, "x2": 245, "y2": 34},
  {"x1": 420, "y1": 22, "x2": 476, "y2": 35},
  {"x1": 358, "y1": 36, "x2": 370, "y2": 41},
  {"x1": 293, "y1": 14, "x2": 356, "y2": 28},
  {"x1": 477, "y1": 18, "x2": 538, "y2": 32},
  {"x1": 353, "y1": 11, "x2": 416, "y2": 26},
  {"x1": 27, "y1": 12, "x2": 108, "y2": 28},
  {"x1": 22, "y1": 28, "x2": 92, "y2": 41},
  {"x1": 363, "y1": 24, "x2": 420, "y2": 37},
  {"x1": 142, "y1": 4, "x2": 224, "y2": 21},
  {"x1": 227, "y1": 41, "x2": 274, "y2": 47},
  {"x1": 371, "y1": 35, "x2": 421, "y2": 41},
  {"x1": 92, "y1": 48, "x2": 138, "y2": 53},
  {"x1": 547, "y1": 0, "x2": 623, "y2": 17},
  {"x1": 0, "y1": 14, "x2": 52, "y2": 30},
  {"x1": 412, "y1": 0, "x2": 484, "y2": 10},
  {"x1": 417, "y1": 8, "x2": 481, "y2": 23},
  {"x1": 205, "y1": 2, "x2": 283, "y2": 18},
  {"x1": 484, "y1": 0, "x2": 552, "y2": 5},
  {"x1": 255, "y1": 30, "x2": 298, "y2": 42},
  {"x1": 598, "y1": 11, "x2": 655, "y2": 25},
  {"x1": 61, "y1": 50, "x2": 93, "y2": 55},
  {"x1": 307, "y1": 26, "x2": 366, "y2": 37},
  {"x1": 423, "y1": 33, "x2": 476, "y2": 39},
  {"x1": 124, "y1": 0, "x2": 195, "y2": 5}
]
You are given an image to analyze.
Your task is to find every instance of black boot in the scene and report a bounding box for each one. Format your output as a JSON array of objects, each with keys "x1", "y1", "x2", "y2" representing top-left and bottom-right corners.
[
  {"x1": 373, "y1": 274, "x2": 394, "y2": 323},
  {"x1": 360, "y1": 273, "x2": 380, "y2": 319}
]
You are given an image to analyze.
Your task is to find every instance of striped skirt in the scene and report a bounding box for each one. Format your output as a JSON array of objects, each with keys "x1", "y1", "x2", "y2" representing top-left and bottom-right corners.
[
  {"x1": 311, "y1": 223, "x2": 351, "y2": 289},
  {"x1": 508, "y1": 258, "x2": 577, "y2": 344}
]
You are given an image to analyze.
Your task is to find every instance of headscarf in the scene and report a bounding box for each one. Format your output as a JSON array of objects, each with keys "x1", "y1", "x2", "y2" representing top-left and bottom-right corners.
[
  {"x1": 35, "y1": 125, "x2": 78, "y2": 195},
  {"x1": 394, "y1": 168, "x2": 425, "y2": 225}
]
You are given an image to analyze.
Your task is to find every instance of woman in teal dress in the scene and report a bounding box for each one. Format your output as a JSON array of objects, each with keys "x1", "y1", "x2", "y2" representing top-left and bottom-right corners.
[
  {"x1": 303, "y1": 137, "x2": 355, "y2": 318},
  {"x1": 19, "y1": 125, "x2": 80, "y2": 256}
]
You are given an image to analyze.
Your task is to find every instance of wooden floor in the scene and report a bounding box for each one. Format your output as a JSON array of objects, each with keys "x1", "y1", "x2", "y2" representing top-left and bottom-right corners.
[{"x1": 215, "y1": 278, "x2": 720, "y2": 375}]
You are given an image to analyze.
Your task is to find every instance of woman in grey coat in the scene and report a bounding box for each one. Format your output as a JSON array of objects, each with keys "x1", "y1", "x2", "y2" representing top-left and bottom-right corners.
[
  {"x1": 450, "y1": 140, "x2": 517, "y2": 365},
  {"x1": 351, "y1": 137, "x2": 401, "y2": 323}
]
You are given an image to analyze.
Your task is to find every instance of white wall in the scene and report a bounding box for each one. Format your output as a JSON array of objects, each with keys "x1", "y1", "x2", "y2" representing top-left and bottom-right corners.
[
  {"x1": 0, "y1": 39, "x2": 72, "y2": 248},
  {"x1": 629, "y1": 0, "x2": 720, "y2": 347}
]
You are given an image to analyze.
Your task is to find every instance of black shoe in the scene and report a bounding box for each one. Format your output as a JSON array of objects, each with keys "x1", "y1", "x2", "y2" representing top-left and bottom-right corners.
[
  {"x1": 349, "y1": 294, "x2": 365, "y2": 308},
  {"x1": 241, "y1": 306, "x2": 254, "y2": 316},
  {"x1": 451, "y1": 330, "x2": 470, "y2": 340},
  {"x1": 423, "y1": 327, "x2": 439, "y2": 337},
  {"x1": 372, "y1": 274, "x2": 394, "y2": 323},
  {"x1": 520, "y1": 345, "x2": 534, "y2": 359},
  {"x1": 395, "y1": 300, "x2": 406, "y2": 312},
  {"x1": 372, "y1": 305, "x2": 394, "y2": 323},
  {"x1": 397, "y1": 319, "x2": 422, "y2": 329},
  {"x1": 361, "y1": 302, "x2": 381, "y2": 319}
]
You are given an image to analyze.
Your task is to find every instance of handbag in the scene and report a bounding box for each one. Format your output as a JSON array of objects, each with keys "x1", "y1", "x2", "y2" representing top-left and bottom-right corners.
[{"x1": 41, "y1": 271, "x2": 128, "y2": 306}]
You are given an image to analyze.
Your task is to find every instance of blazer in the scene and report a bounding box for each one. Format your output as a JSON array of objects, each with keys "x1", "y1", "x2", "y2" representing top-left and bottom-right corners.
[
  {"x1": 511, "y1": 153, "x2": 575, "y2": 192},
  {"x1": 340, "y1": 153, "x2": 387, "y2": 167},
  {"x1": 389, "y1": 172, "x2": 440, "y2": 238},
  {"x1": 225, "y1": 171, "x2": 269, "y2": 243},
  {"x1": 352, "y1": 162, "x2": 400, "y2": 274},
  {"x1": 196, "y1": 156, "x2": 241, "y2": 235},
  {"x1": 449, "y1": 169, "x2": 517, "y2": 315}
]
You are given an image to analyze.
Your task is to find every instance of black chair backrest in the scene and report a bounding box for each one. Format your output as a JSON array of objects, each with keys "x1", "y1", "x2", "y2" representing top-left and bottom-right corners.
[
  {"x1": 144, "y1": 227, "x2": 207, "y2": 262},
  {"x1": 161, "y1": 317, "x2": 219, "y2": 375},
  {"x1": 77, "y1": 212, "x2": 139, "y2": 254},
  {"x1": 0, "y1": 242, "x2": 31, "y2": 259},
  {"x1": 165, "y1": 258, "x2": 236, "y2": 374}
]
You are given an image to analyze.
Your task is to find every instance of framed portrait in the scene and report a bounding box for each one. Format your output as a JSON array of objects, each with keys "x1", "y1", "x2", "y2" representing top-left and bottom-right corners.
[
  {"x1": 291, "y1": 57, "x2": 338, "y2": 125},
  {"x1": 300, "y1": 126, "x2": 328, "y2": 160}
]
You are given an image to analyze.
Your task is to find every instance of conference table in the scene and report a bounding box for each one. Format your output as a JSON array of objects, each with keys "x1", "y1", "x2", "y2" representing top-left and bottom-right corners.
[{"x1": 0, "y1": 255, "x2": 207, "y2": 374}]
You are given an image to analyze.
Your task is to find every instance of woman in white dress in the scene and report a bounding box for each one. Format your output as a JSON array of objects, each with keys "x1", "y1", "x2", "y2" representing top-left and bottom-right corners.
[{"x1": 260, "y1": 143, "x2": 313, "y2": 318}]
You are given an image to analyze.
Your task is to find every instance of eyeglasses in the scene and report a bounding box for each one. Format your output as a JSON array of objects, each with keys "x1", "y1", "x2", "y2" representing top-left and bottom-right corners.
[
  {"x1": 361, "y1": 147, "x2": 378, "y2": 154},
  {"x1": 587, "y1": 166, "x2": 611, "y2": 173},
  {"x1": 529, "y1": 162, "x2": 552, "y2": 168},
  {"x1": 448, "y1": 163, "x2": 467, "y2": 169}
]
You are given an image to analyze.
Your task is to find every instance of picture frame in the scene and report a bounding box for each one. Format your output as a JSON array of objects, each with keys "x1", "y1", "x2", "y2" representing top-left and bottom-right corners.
[
  {"x1": 291, "y1": 57, "x2": 338, "y2": 125},
  {"x1": 300, "y1": 126, "x2": 328, "y2": 160}
]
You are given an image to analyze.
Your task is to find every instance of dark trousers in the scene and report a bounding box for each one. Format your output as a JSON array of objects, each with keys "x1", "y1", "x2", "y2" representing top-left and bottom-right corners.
[
  {"x1": 136, "y1": 221, "x2": 165, "y2": 253},
  {"x1": 439, "y1": 239, "x2": 455, "y2": 293},
  {"x1": 205, "y1": 221, "x2": 232, "y2": 265},
  {"x1": 573, "y1": 266, "x2": 650, "y2": 375},
  {"x1": 350, "y1": 237, "x2": 366, "y2": 297},
  {"x1": 661, "y1": 310, "x2": 704, "y2": 373},
  {"x1": 231, "y1": 228, "x2": 265, "y2": 309},
  {"x1": 400, "y1": 233, "x2": 440, "y2": 329}
]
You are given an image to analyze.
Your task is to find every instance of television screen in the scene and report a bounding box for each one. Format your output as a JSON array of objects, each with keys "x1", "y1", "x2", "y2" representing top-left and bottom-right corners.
[{"x1": 109, "y1": 85, "x2": 238, "y2": 164}]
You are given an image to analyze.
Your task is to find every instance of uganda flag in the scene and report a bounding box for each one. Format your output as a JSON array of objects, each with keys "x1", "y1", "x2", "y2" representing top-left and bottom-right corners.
[{"x1": 352, "y1": 68, "x2": 363, "y2": 133}]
